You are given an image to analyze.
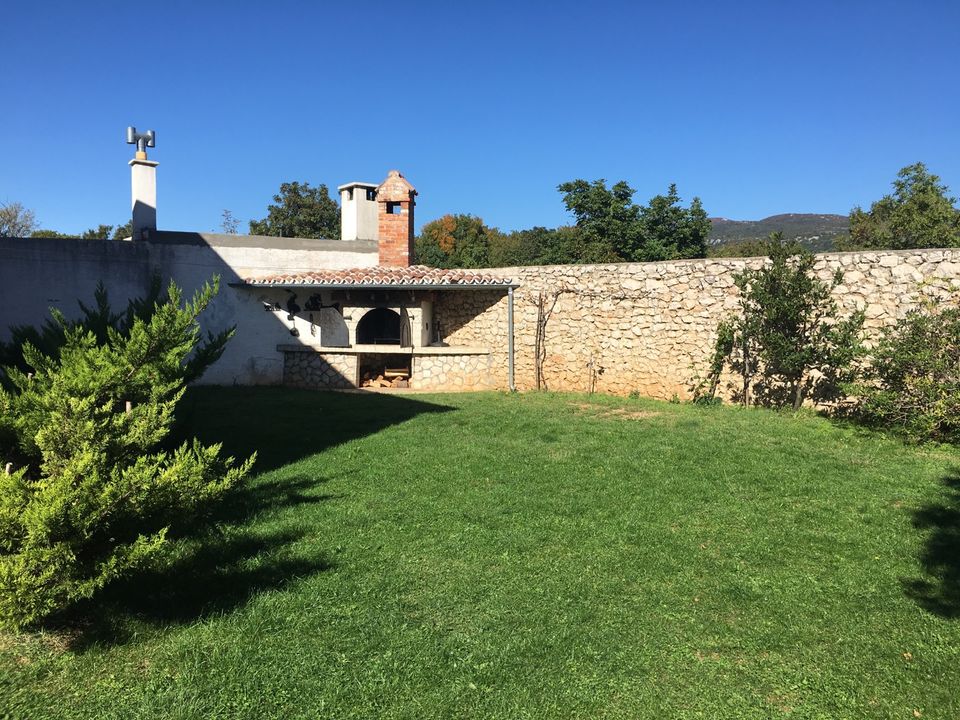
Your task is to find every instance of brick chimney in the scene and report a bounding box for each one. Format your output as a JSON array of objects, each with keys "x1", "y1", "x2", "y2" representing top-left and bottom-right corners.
[{"x1": 376, "y1": 170, "x2": 416, "y2": 266}]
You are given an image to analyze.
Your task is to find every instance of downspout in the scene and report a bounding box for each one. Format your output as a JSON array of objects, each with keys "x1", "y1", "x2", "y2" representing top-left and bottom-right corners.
[{"x1": 508, "y1": 285, "x2": 516, "y2": 392}]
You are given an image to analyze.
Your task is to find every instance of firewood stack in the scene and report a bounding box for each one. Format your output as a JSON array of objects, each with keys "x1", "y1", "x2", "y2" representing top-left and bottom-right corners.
[{"x1": 361, "y1": 368, "x2": 410, "y2": 389}]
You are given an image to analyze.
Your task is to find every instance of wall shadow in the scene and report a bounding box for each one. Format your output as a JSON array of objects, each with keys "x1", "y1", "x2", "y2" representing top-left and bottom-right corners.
[
  {"x1": 903, "y1": 471, "x2": 960, "y2": 619},
  {"x1": 54, "y1": 389, "x2": 454, "y2": 649}
]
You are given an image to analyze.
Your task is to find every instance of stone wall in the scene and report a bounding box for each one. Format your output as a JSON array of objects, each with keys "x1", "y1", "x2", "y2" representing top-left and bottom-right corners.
[
  {"x1": 434, "y1": 289, "x2": 510, "y2": 388},
  {"x1": 283, "y1": 351, "x2": 357, "y2": 389},
  {"x1": 412, "y1": 353, "x2": 493, "y2": 391},
  {"x1": 437, "y1": 249, "x2": 960, "y2": 399}
]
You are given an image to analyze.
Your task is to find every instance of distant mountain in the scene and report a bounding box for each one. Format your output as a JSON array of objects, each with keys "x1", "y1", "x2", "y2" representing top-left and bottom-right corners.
[{"x1": 709, "y1": 213, "x2": 849, "y2": 252}]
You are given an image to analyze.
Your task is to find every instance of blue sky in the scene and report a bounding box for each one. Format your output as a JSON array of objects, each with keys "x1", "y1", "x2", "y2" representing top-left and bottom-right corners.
[{"x1": 3, "y1": 0, "x2": 959, "y2": 235}]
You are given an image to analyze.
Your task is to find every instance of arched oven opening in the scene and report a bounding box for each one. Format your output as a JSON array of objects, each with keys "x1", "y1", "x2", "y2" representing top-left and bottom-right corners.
[{"x1": 356, "y1": 307, "x2": 401, "y2": 345}]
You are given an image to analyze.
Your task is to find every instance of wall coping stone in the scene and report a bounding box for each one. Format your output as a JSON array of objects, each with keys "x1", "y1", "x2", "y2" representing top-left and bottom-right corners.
[{"x1": 277, "y1": 344, "x2": 490, "y2": 356}]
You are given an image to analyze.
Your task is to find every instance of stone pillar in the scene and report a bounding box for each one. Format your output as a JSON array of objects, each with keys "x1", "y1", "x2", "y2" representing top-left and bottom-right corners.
[
  {"x1": 129, "y1": 157, "x2": 158, "y2": 240},
  {"x1": 376, "y1": 170, "x2": 417, "y2": 266}
]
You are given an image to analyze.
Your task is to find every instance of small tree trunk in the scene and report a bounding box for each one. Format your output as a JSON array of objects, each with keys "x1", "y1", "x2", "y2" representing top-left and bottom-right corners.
[
  {"x1": 742, "y1": 335, "x2": 752, "y2": 407},
  {"x1": 791, "y1": 376, "x2": 805, "y2": 411}
]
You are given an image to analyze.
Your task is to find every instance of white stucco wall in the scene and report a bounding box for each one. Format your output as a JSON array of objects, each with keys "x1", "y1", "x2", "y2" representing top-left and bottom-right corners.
[{"x1": 0, "y1": 232, "x2": 378, "y2": 385}]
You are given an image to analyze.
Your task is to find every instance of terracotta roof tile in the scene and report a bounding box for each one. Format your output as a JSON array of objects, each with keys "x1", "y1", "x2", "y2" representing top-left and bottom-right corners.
[{"x1": 242, "y1": 265, "x2": 512, "y2": 287}]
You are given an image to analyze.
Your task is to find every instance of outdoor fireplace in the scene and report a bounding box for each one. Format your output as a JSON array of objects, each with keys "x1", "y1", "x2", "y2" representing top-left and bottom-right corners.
[{"x1": 355, "y1": 307, "x2": 412, "y2": 346}]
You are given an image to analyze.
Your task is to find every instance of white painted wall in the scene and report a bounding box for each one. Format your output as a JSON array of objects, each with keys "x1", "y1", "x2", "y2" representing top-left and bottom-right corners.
[
  {"x1": 0, "y1": 233, "x2": 378, "y2": 385},
  {"x1": 338, "y1": 183, "x2": 379, "y2": 241}
]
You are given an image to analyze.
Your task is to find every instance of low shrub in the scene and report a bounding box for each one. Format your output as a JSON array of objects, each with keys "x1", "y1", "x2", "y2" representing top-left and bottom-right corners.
[{"x1": 851, "y1": 289, "x2": 960, "y2": 443}]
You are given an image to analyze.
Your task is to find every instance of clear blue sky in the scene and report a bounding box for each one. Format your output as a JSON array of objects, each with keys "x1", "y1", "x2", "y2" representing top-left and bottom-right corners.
[{"x1": 3, "y1": 0, "x2": 959, "y2": 235}]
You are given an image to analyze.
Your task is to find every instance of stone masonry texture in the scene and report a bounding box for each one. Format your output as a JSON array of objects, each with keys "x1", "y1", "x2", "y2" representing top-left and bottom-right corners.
[{"x1": 435, "y1": 249, "x2": 960, "y2": 400}]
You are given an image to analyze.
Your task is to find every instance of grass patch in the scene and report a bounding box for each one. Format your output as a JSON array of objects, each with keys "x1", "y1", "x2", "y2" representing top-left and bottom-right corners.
[{"x1": 1, "y1": 388, "x2": 958, "y2": 718}]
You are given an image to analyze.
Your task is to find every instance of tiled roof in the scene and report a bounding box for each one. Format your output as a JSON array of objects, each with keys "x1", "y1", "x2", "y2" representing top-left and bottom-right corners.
[{"x1": 241, "y1": 265, "x2": 513, "y2": 287}]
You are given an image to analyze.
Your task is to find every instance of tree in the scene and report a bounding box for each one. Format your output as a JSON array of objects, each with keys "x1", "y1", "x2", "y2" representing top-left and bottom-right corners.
[
  {"x1": 81, "y1": 224, "x2": 115, "y2": 240},
  {"x1": 638, "y1": 184, "x2": 711, "y2": 261},
  {"x1": 848, "y1": 162, "x2": 960, "y2": 249},
  {"x1": 701, "y1": 234, "x2": 864, "y2": 409},
  {"x1": 0, "y1": 278, "x2": 251, "y2": 629},
  {"x1": 0, "y1": 202, "x2": 38, "y2": 238},
  {"x1": 557, "y1": 179, "x2": 710, "y2": 263},
  {"x1": 221, "y1": 209, "x2": 240, "y2": 234},
  {"x1": 414, "y1": 214, "x2": 492, "y2": 268},
  {"x1": 30, "y1": 229, "x2": 72, "y2": 239},
  {"x1": 112, "y1": 220, "x2": 133, "y2": 240},
  {"x1": 249, "y1": 181, "x2": 340, "y2": 239},
  {"x1": 557, "y1": 179, "x2": 639, "y2": 262}
]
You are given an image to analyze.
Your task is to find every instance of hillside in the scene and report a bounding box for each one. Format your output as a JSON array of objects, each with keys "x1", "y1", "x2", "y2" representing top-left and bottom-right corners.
[{"x1": 709, "y1": 213, "x2": 849, "y2": 252}]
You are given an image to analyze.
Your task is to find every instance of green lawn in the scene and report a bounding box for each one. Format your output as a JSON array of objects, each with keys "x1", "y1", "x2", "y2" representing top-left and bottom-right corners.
[{"x1": 2, "y1": 389, "x2": 958, "y2": 719}]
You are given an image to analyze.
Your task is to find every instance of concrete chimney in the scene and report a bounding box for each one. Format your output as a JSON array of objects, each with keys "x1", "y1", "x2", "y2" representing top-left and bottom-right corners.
[
  {"x1": 129, "y1": 156, "x2": 158, "y2": 240},
  {"x1": 338, "y1": 181, "x2": 379, "y2": 241},
  {"x1": 376, "y1": 170, "x2": 416, "y2": 267}
]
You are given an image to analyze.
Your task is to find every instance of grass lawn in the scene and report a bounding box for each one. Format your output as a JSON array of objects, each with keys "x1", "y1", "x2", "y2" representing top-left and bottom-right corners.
[{"x1": 1, "y1": 389, "x2": 958, "y2": 719}]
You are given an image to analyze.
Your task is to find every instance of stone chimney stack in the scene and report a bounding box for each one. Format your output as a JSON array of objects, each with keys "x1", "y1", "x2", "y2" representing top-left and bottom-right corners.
[{"x1": 376, "y1": 170, "x2": 416, "y2": 266}]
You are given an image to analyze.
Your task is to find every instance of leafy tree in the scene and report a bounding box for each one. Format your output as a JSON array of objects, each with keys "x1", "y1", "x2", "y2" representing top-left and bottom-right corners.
[
  {"x1": 850, "y1": 288, "x2": 960, "y2": 443},
  {"x1": 557, "y1": 179, "x2": 639, "y2": 262},
  {"x1": 558, "y1": 179, "x2": 710, "y2": 262},
  {"x1": 28, "y1": 222, "x2": 133, "y2": 241},
  {"x1": 414, "y1": 214, "x2": 491, "y2": 268},
  {"x1": 30, "y1": 229, "x2": 72, "y2": 239},
  {"x1": 848, "y1": 163, "x2": 960, "y2": 249},
  {"x1": 638, "y1": 184, "x2": 710, "y2": 261},
  {"x1": 0, "y1": 278, "x2": 251, "y2": 629},
  {"x1": 249, "y1": 181, "x2": 340, "y2": 239},
  {"x1": 81, "y1": 224, "x2": 115, "y2": 240},
  {"x1": 112, "y1": 220, "x2": 133, "y2": 240},
  {"x1": 701, "y1": 234, "x2": 864, "y2": 409},
  {"x1": 0, "y1": 202, "x2": 38, "y2": 238}
]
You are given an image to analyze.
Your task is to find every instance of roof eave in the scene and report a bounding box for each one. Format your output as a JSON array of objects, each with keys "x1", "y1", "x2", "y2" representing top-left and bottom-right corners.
[{"x1": 228, "y1": 281, "x2": 518, "y2": 290}]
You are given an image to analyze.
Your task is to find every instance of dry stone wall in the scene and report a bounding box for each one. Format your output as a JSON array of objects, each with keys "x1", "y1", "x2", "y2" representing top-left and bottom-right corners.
[{"x1": 437, "y1": 249, "x2": 960, "y2": 400}]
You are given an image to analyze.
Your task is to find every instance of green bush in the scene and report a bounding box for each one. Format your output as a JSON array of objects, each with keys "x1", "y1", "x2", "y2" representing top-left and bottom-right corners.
[
  {"x1": 0, "y1": 278, "x2": 253, "y2": 629},
  {"x1": 851, "y1": 290, "x2": 960, "y2": 443},
  {"x1": 698, "y1": 234, "x2": 864, "y2": 409}
]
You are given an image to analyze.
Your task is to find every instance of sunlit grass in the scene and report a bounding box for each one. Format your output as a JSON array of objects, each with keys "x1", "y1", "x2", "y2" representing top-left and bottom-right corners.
[{"x1": 2, "y1": 389, "x2": 958, "y2": 719}]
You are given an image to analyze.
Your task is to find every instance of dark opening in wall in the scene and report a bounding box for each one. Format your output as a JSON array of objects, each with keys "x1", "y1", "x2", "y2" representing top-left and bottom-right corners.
[
  {"x1": 358, "y1": 353, "x2": 411, "y2": 388},
  {"x1": 357, "y1": 307, "x2": 401, "y2": 344},
  {"x1": 386, "y1": 202, "x2": 402, "y2": 215}
]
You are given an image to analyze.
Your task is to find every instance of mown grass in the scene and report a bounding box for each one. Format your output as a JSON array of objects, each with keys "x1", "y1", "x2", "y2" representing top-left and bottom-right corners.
[{"x1": 1, "y1": 388, "x2": 958, "y2": 719}]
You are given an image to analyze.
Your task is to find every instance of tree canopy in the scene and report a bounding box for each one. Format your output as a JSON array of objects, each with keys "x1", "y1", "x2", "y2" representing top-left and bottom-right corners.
[
  {"x1": 557, "y1": 179, "x2": 710, "y2": 263},
  {"x1": 0, "y1": 202, "x2": 38, "y2": 238},
  {"x1": 249, "y1": 181, "x2": 340, "y2": 239},
  {"x1": 848, "y1": 162, "x2": 960, "y2": 250},
  {"x1": 413, "y1": 179, "x2": 711, "y2": 269},
  {"x1": 414, "y1": 215, "x2": 492, "y2": 268}
]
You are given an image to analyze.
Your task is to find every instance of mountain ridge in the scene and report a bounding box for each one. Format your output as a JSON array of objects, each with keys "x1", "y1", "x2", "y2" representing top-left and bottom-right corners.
[{"x1": 709, "y1": 213, "x2": 849, "y2": 252}]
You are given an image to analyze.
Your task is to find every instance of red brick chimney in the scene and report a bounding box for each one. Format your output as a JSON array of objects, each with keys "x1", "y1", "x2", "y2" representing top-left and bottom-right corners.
[{"x1": 376, "y1": 170, "x2": 417, "y2": 266}]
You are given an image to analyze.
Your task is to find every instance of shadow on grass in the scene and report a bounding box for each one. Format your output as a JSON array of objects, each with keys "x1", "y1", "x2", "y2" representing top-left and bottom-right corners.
[
  {"x1": 59, "y1": 475, "x2": 338, "y2": 650},
  {"x1": 904, "y1": 472, "x2": 960, "y2": 619},
  {"x1": 174, "y1": 386, "x2": 455, "y2": 473},
  {"x1": 56, "y1": 389, "x2": 456, "y2": 649}
]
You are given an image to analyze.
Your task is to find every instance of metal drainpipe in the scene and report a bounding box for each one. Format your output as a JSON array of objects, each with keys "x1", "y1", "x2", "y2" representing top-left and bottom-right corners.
[{"x1": 508, "y1": 285, "x2": 516, "y2": 392}]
